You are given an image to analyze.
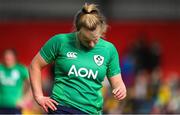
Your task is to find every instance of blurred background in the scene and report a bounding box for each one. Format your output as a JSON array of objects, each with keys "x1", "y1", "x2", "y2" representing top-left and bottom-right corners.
[{"x1": 0, "y1": 0, "x2": 180, "y2": 114}]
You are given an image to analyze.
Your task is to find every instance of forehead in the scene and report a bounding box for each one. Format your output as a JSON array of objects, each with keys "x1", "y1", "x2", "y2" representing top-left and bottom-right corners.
[{"x1": 4, "y1": 50, "x2": 15, "y2": 56}]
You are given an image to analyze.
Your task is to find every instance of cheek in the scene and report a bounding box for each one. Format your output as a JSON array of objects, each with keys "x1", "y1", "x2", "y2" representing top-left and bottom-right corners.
[
  {"x1": 5, "y1": 55, "x2": 15, "y2": 61},
  {"x1": 84, "y1": 31, "x2": 91, "y2": 37},
  {"x1": 4, "y1": 55, "x2": 11, "y2": 61}
]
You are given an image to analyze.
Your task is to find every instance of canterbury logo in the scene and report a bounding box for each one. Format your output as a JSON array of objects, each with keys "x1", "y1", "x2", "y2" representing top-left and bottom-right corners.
[{"x1": 67, "y1": 52, "x2": 77, "y2": 59}]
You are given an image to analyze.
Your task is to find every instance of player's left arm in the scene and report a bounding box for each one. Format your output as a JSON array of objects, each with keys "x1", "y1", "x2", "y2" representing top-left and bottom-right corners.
[{"x1": 108, "y1": 73, "x2": 127, "y2": 100}]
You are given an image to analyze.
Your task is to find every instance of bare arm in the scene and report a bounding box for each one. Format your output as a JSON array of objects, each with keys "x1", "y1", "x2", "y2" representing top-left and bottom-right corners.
[
  {"x1": 108, "y1": 74, "x2": 127, "y2": 100},
  {"x1": 29, "y1": 53, "x2": 58, "y2": 112}
]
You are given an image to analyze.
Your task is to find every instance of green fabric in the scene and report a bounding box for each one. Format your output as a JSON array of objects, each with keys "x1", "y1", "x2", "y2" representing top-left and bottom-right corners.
[
  {"x1": 40, "y1": 32, "x2": 121, "y2": 114},
  {"x1": 0, "y1": 64, "x2": 29, "y2": 107}
]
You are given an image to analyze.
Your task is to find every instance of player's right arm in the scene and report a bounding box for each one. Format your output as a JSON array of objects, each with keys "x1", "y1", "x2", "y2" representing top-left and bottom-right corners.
[{"x1": 29, "y1": 53, "x2": 58, "y2": 112}]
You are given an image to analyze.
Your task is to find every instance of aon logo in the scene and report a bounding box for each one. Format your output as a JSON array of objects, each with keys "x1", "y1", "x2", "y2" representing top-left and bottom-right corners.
[{"x1": 68, "y1": 65, "x2": 98, "y2": 80}]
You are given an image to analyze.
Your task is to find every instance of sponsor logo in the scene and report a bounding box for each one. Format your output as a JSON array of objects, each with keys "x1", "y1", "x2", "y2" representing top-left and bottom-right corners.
[
  {"x1": 94, "y1": 55, "x2": 104, "y2": 66},
  {"x1": 0, "y1": 70, "x2": 20, "y2": 86},
  {"x1": 67, "y1": 52, "x2": 77, "y2": 59},
  {"x1": 68, "y1": 65, "x2": 98, "y2": 80}
]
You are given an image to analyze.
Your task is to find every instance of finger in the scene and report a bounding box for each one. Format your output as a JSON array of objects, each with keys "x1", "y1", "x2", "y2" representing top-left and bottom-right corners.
[
  {"x1": 114, "y1": 90, "x2": 124, "y2": 99},
  {"x1": 117, "y1": 94, "x2": 126, "y2": 100},
  {"x1": 120, "y1": 92, "x2": 126, "y2": 99},
  {"x1": 114, "y1": 89, "x2": 121, "y2": 95},
  {"x1": 46, "y1": 100, "x2": 57, "y2": 111},
  {"x1": 116, "y1": 92, "x2": 126, "y2": 100},
  {"x1": 113, "y1": 90, "x2": 122, "y2": 99},
  {"x1": 112, "y1": 88, "x2": 118, "y2": 94},
  {"x1": 48, "y1": 100, "x2": 57, "y2": 110},
  {"x1": 50, "y1": 98, "x2": 59, "y2": 105},
  {"x1": 116, "y1": 93, "x2": 124, "y2": 99},
  {"x1": 42, "y1": 105, "x2": 48, "y2": 113}
]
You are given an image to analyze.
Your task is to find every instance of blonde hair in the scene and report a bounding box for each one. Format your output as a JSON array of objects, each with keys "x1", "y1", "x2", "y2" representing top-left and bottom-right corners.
[{"x1": 74, "y1": 3, "x2": 107, "y2": 35}]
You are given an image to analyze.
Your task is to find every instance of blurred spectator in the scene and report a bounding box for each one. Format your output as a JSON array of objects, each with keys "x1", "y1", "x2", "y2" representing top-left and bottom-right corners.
[
  {"x1": 118, "y1": 35, "x2": 163, "y2": 114},
  {"x1": 0, "y1": 48, "x2": 31, "y2": 114},
  {"x1": 149, "y1": 41, "x2": 161, "y2": 71},
  {"x1": 121, "y1": 48, "x2": 136, "y2": 87},
  {"x1": 131, "y1": 71, "x2": 153, "y2": 114},
  {"x1": 131, "y1": 38, "x2": 151, "y2": 73},
  {"x1": 131, "y1": 35, "x2": 161, "y2": 74},
  {"x1": 165, "y1": 73, "x2": 180, "y2": 114},
  {"x1": 167, "y1": 77, "x2": 180, "y2": 113},
  {"x1": 152, "y1": 77, "x2": 171, "y2": 114}
]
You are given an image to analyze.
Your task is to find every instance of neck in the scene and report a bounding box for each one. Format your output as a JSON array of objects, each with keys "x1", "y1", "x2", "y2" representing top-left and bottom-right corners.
[
  {"x1": 5, "y1": 62, "x2": 16, "y2": 68},
  {"x1": 75, "y1": 32, "x2": 81, "y2": 48}
]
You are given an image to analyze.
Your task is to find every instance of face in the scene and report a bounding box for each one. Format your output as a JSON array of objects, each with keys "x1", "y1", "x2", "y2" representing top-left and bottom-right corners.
[
  {"x1": 78, "y1": 25, "x2": 102, "y2": 49},
  {"x1": 3, "y1": 50, "x2": 16, "y2": 67}
]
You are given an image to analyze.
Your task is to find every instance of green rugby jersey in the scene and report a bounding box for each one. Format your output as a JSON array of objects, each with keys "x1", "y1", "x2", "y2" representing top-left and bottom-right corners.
[
  {"x1": 40, "y1": 32, "x2": 121, "y2": 114},
  {"x1": 0, "y1": 64, "x2": 29, "y2": 107}
]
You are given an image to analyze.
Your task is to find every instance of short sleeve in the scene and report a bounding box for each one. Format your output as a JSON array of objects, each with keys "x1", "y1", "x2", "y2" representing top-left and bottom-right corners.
[
  {"x1": 40, "y1": 35, "x2": 60, "y2": 63},
  {"x1": 106, "y1": 44, "x2": 121, "y2": 78}
]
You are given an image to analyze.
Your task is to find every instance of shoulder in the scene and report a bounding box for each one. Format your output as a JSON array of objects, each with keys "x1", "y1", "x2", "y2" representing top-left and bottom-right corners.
[
  {"x1": 16, "y1": 63, "x2": 28, "y2": 70},
  {"x1": 15, "y1": 64, "x2": 29, "y2": 78},
  {"x1": 99, "y1": 39, "x2": 119, "y2": 58}
]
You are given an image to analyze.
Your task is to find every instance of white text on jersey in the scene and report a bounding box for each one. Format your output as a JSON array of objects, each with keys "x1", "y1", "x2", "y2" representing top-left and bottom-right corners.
[{"x1": 68, "y1": 65, "x2": 98, "y2": 80}]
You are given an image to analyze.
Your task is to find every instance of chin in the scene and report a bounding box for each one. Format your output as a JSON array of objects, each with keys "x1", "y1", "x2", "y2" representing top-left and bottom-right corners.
[{"x1": 87, "y1": 46, "x2": 94, "y2": 50}]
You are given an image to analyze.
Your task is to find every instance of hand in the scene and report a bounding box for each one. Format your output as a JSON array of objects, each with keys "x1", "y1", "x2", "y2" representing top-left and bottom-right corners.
[
  {"x1": 112, "y1": 86, "x2": 126, "y2": 100},
  {"x1": 35, "y1": 96, "x2": 59, "y2": 112}
]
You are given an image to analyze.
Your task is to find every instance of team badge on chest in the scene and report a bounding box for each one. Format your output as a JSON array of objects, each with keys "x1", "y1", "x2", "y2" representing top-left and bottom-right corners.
[{"x1": 94, "y1": 55, "x2": 104, "y2": 66}]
